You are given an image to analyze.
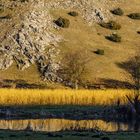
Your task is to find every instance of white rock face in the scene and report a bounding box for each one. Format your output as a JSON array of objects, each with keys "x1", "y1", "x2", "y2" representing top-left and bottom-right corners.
[
  {"x1": 45, "y1": 0, "x2": 116, "y2": 24},
  {"x1": 0, "y1": 0, "x2": 62, "y2": 81},
  {"x1": 0, "y1": 0, "x2": 117, "y2": 81}
]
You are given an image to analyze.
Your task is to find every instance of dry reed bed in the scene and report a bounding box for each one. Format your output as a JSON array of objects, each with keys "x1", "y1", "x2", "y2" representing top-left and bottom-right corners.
[{"x1": 0, "y1": 89, "x2": 134, "y2": 106}]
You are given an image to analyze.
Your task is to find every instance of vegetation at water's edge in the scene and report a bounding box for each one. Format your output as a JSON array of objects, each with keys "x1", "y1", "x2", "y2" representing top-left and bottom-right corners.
[{"x1": 0, "y1": 89, "x2": 133, "y2": 106}]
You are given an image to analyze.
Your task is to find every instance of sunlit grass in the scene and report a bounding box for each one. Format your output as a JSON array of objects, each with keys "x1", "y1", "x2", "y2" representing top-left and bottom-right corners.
[{"x1": 0, "y1": 89, "x2": 134, "y2": 106}]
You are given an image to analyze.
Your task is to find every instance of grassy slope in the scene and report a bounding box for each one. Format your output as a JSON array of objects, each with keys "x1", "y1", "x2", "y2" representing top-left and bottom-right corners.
[
  {"x1": 0, "y1": 0, "x2": 140, "y2": 87},
  {"x1": 52, "y1": 0, "x2": 140, "y2": 83}
]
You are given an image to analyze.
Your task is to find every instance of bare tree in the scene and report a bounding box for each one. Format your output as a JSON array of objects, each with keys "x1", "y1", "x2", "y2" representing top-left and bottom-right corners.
[
  {"x1": 126, "y1": 56, "x2": 140, "y2": 116},
  {"x1": 59, "y1": 50, "x2": 89, "y2": 89},
  {"x1": 117, "y1": 54, "x2": 140, "y2": 117}
]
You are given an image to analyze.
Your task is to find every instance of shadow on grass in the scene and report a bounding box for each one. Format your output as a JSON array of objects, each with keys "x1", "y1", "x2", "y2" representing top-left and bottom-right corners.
[
  {"x1": 100, "y1": 79, "x2": 134, "y2": 89},
  {"x1": 88, "y1": 56, "x2": 140, "y2": 89},
  {"x1": 0, "y1": 79, "x2": 48, "y2": 89}
]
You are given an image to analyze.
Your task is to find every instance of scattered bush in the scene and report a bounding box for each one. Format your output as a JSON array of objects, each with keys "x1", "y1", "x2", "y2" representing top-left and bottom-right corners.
[
  {"x1": 54, "y1": 17, "x2": 70, "y2": 28},
  {"x1": 100, "y1": 21, "x2": 121, "y2": 30},
  {"x1": 137, "y1": 31, "x2": 140, "y2": 34},
  {"x1": 20, "y1": 0, "x2": 29, "y2": 2},
  {"x1": 12, "y1": 0, "x2": 29, "y2": 2},
  {"x1": 128, "y1": 13, "x2": 140, "y2": 20},
  {"x1": 106, "y1": 33, "x2": 121, "y2": 42},
  {"x1": 0, "y1": 14, "x2": 11, "y2": 20},
  {"x1": 111, "y1": 8, "x2": 124, "y2": 16},
  {"x1": 94, "y1": 49, "x2": 105, "y2": 55},
  {"x1": 68, "y1": 11, "x2": 78, "y2": 17}
]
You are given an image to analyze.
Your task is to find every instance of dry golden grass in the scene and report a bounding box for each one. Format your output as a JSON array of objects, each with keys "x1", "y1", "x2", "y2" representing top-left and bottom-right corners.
[
  {"x1": 0, "y1": 89, "x2": 134, "y2": 106},
  {"x1": 51, "y1": 1, "x2": 140, "y2": 84}
]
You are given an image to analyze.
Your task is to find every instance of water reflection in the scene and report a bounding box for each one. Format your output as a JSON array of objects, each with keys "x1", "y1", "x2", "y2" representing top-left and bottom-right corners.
[{"x1": 0, "y1": 119, "x2": 139, "y2": 132}]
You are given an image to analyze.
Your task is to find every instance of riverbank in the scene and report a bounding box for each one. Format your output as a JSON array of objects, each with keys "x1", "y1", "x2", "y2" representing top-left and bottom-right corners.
[
  {"x1": 0, "y1": 129, "x2": 140, "y2": 140},
  {"x1": 0, "y1": 105, "x2": 112, "y2": 120},
  {"x1": 0, "y1": 105, "x2": 137, "y2": 121}
]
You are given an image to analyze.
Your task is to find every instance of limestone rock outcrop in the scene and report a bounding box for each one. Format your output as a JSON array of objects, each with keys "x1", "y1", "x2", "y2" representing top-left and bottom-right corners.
[{"x1": 0, "y1": 0, "x2": 117, "y2": 81}]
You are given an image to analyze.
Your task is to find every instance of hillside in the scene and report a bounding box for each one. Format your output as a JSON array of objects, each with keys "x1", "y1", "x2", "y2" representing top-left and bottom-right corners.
[{"x1": 0, "y1": 0, "x2": 140, "y2": 89}]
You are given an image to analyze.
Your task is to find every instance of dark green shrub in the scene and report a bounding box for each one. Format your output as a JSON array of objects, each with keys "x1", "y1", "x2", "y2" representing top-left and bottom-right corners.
[
  {"x1": 100, "y1": 21, "x2": 121, "y2": 30},
  {"x1": 111, "y1": 8, "x2": 124, "y2": 16},
  {"x1": 128, "y1": 13, "x2": 140, "y2": 20},
  {"x1": 54, "y1": 17, "x2": 70, "y2": 28},
  {"x1": 106, "y1": 33, "x2": 121, "y2": 42},
  {"x1": 68, "y1": 11, "x2": 78, "y2": 17},
  {"x1": 12, "y1": 0, "x2": 29, "y2": 2},
  {"x1": 94, "y1": 49, "x2": 104, "y2": 55},
  {"x1": 137, "y1": 31, "x2": 140, "y2": 34},
  {"x1": 0, "y1": 14, "x2": 11, "y2": 19}
]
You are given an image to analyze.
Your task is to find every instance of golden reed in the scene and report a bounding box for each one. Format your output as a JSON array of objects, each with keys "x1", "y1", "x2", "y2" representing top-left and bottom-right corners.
[{"x1": 0, "y1": 89, "x2": 134, "y2": 106}]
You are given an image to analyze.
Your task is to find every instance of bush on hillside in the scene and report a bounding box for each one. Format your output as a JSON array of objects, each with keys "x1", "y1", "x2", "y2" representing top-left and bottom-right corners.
[
  {"x1": 68, "y1": 11, "x2": 78, "y2": 17},
  {"x1": 13, "y1": 0, "x2": 29, "y2": 2},
  {"x1": 0, "y1": 14, "x2": 11, "y2": 19},
  {"x1": 128, "y1": 13, "x2": 140, "y2": 20},
  {"x1": 54, "y1": 17, "x2": 70, "y2": 28},
  {"x1": 106, "y1": 33, "x2": 121, "y2": 42},
  {"x1": 137, "y1": 31, "x2": 140, "y2": 34},
  {"x1": 94, "y1": 49, "x2": 105, "y2": 55},
  {"x1": 100, "y1": 21, "x2": 121, "y2": 30},
  {"x1": 111, "y1": 8, "x2": 124, "y2": 16}
]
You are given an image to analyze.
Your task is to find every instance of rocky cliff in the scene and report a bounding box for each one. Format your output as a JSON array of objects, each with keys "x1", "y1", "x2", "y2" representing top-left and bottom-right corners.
[{"x1": 0, "y1": 0, "x2": 117, "y2": 82}]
